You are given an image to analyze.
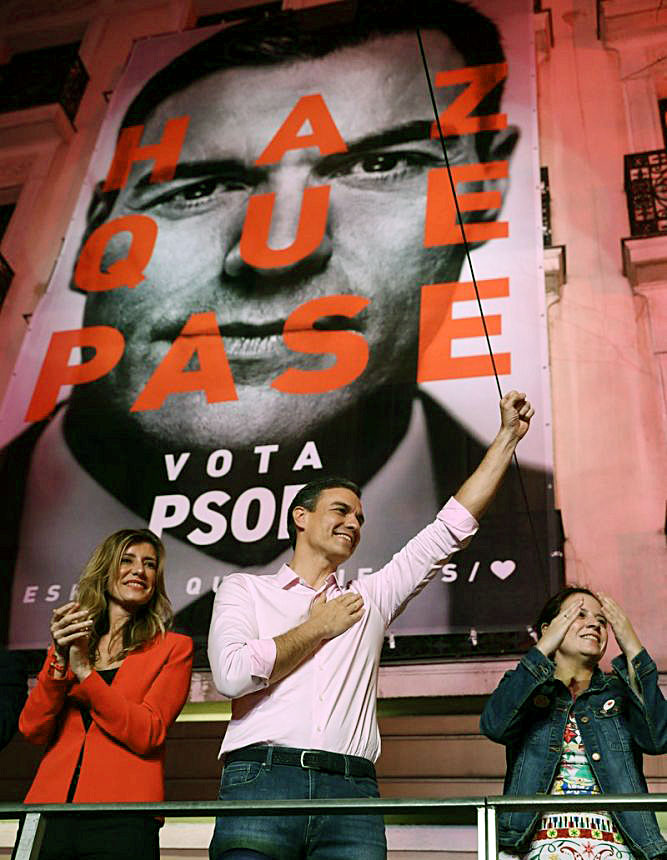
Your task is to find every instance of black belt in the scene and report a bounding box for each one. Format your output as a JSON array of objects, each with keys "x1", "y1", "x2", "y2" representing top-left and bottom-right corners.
[{"x1": 225, "y1": 745, "x2": 376, "y2": 779}]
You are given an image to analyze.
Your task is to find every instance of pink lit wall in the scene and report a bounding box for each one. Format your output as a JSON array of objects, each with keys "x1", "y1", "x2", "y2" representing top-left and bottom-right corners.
[{"x1": 536, "y1": 0, "x2": 667, "y2": 669}]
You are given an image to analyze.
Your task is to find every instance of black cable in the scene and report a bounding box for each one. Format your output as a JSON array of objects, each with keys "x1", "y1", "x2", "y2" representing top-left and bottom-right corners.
[{"x1": 415, "y1": 27, "x2": 549, "y2": 586}]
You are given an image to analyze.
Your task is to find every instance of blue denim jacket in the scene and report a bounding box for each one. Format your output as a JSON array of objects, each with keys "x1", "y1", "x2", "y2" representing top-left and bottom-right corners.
[{"x1": 480, "y1": 647, "x2": 667, "y2": 859}]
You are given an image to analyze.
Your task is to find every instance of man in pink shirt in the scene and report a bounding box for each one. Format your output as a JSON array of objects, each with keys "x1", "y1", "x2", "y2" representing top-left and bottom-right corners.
[{"x1": 208, "y1": 389, "x2": 534, "y2": 860}]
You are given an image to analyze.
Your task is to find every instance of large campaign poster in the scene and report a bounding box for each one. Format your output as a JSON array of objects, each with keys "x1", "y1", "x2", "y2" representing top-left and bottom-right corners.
[{"x1": 0, "y1": 0, "x2": 561, "y2": 650}]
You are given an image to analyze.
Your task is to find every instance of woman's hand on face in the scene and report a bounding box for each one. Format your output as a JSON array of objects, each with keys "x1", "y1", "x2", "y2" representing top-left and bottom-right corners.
[
  {"x1": 535, "y1": 597, "x2": 584, "y2": 658},
  {"x1": 597, "y1": 593, "x2": 642, "y2": 662},
  {"x1": 50, "y1": 602, "x2": 93, "y2": 680}
]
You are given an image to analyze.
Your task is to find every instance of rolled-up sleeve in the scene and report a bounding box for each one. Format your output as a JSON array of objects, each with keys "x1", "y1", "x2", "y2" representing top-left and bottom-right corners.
[
  {"x1": 362, "y1": 496, "x2": 478, "y2": 626},
  {"x1": 208, "y1": 574, "x2": 278, "y2": 699}
]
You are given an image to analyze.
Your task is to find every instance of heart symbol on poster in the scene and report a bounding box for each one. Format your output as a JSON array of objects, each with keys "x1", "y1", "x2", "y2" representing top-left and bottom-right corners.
[{"x1": 490, "y1": 560, "x2": 516, "y2": 580}]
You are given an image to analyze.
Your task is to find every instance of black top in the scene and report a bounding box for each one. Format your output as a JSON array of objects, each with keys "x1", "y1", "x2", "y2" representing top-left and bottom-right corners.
[
  {"x1": 78, "y1": 667, "x2": 118, "y2": 731},
  {"x1": 67, "y1": 667, "x2": 119, "y2": 801}
]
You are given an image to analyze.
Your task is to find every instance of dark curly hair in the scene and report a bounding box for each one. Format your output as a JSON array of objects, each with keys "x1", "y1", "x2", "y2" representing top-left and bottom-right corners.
[{"x1": 534, "y1": 585, "x2": 599, "y2": 635}]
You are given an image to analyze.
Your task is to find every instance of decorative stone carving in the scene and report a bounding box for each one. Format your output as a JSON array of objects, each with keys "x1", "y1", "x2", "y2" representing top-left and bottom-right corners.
[
  {"x1": 599, "y1": 0, "x2": 667, "y2": 44},
  {"x1": 0, "y1": 104, "x2": 74, "y2": 149},
  {"x1": 622, "y1": 235, "x2": 667, "y2": 287},
  {"x1": 534, "y1": 8, "x2": 554, "y2": 62},
  {"x1": 544, "y1": 245, "x2": 567, "y2": 300}
]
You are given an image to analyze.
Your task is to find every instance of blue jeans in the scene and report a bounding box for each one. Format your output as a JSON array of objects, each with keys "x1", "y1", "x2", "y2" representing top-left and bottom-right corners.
[{"x1": 209, "y1": 749, "x2": 386, "y2": 860}]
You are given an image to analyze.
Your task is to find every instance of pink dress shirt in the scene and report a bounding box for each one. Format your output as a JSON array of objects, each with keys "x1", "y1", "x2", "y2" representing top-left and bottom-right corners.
[{"x1": 208, "y1": 497, "x2": 478, "y2": 762}]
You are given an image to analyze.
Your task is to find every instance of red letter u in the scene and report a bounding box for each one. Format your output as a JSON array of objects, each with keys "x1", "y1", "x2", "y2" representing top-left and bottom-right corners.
[{"x1": 239, "y1": 185, "x2": 330, "y2": 270}]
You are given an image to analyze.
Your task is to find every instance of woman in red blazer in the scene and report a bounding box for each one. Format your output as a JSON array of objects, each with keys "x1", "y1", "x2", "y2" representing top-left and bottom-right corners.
[{"x1": 19, "y1": 528, "x2": 193, "y2": 860}]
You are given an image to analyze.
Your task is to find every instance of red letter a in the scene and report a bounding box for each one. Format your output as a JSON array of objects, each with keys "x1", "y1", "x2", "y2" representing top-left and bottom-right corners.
[
  {"x1": 255, "y1": 95, "x2": 347, "y2": 165},
  {"x1": 131, "y1": 312, "x2": 237, "y2": 412}
]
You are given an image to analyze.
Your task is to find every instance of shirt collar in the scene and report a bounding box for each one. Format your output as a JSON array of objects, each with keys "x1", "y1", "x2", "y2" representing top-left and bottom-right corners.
[{"x1": 275, "y1": 563, "x2": 343, "y2": 591}]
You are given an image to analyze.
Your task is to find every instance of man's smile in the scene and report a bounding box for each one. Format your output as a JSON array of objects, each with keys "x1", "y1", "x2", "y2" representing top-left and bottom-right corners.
[
  {"x1": 149, "y1": 313, "x2": 367, "y2": 354},
  {"x1": 333, "y1": 531, "x2": 357, "y2": 550}
]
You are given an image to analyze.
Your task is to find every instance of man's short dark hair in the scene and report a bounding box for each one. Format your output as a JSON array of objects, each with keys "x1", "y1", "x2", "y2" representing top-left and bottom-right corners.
[
  {"x1": 86, "y1": 0, "x2": 506, "y2": 233},
  {"x1": 287, "y1": 476, "x2": 362, "y2": 549},
  {"x1": 121, "y1": 0, "x2": 505, "y2": 132}
]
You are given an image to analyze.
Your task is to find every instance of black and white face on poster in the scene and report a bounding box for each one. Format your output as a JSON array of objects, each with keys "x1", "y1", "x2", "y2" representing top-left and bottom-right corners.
[{"x1": 0, "y1": 0, "x2": 560, "y2": 648}]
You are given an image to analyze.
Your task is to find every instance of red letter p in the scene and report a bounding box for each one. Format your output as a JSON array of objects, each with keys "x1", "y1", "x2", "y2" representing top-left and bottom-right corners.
[{"x1": 25, "y1": 327, "x2": 125, "y2": 422}]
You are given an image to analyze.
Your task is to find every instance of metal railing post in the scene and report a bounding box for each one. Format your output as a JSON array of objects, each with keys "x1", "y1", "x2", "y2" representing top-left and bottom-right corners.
[
  {"x1": 14, "y1": 812, "x2": 46, "y2": 860},
  {"x1": 0, "y1": 794, "x2": 663, "y2": 856},
  {"x1": 476, "y1": 802, "x2": 487, "y2": 860},
  {"x1": 485, "y1": 802, "x2": 498, "y2": 860}
]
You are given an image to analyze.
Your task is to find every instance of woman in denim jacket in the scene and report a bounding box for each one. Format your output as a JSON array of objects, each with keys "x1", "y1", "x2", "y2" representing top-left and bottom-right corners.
[{"x1": 481, "y1": 587, "x2": 667, "y2": 860}]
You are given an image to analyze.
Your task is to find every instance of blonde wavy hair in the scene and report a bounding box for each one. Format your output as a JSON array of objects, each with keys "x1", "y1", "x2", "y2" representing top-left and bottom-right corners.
[{"x1": 76, "y1": 528, "x2": 173, "y2": 663}]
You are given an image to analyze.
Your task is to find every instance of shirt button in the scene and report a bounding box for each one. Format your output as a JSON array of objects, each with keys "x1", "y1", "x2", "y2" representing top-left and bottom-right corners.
[
  {"x1": 580, "y1": 716, "x2": 590, "y2": 724},
  {"x1": 591, "y1": 752, "x2": 601, "y2": 761},
  {"x1": 316, "y1": 727, "x2": 322, "y2": 732}
]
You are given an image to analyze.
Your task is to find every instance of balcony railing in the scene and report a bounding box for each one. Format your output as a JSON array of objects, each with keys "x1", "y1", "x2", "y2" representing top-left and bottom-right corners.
[
  {"x1": 3, "y1": 794, "x2": 666, "y2": 860},
  {"x1": 0, "y1": 43, "x2": 89, "y2": 124},
  {"x1": 624, "y1": 149, "x2": 667, "y2": 237}
]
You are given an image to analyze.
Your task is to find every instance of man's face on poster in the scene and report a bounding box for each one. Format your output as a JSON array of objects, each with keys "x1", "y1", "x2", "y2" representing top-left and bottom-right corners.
[{"x1": 81, "y1": 29, "x2": 508, "y2": 453}]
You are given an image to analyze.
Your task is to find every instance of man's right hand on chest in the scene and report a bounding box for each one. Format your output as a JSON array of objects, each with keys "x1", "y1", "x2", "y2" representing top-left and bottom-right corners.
[
  {"x1": 308, "y1": 591, "x2": 365, "y2": 640},
  {"x1": 269, "y1": 591, "x2": 364, "y2": 684}
]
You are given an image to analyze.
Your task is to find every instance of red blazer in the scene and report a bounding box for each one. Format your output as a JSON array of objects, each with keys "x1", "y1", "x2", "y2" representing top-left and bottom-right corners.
[{"x1": 20, "y1": 632, "x2": 193, "y2": 803}]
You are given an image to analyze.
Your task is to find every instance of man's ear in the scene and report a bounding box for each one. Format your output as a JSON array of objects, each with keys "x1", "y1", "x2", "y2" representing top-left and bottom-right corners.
[
  {"x1": 478, "y1": 125, "x2": 519, "y2": 218},
  {"x1": 487, "y1": 125, "x2": 520, "y2": 163},
  {"x1": 292, "y1": 505, "x2": 308, "y2": 536}
]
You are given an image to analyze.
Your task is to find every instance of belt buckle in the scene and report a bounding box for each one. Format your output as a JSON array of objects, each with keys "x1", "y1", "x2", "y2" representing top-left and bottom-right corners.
[{"x1": 300, "y1": 750, "x2": 321, "y2": 771}]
